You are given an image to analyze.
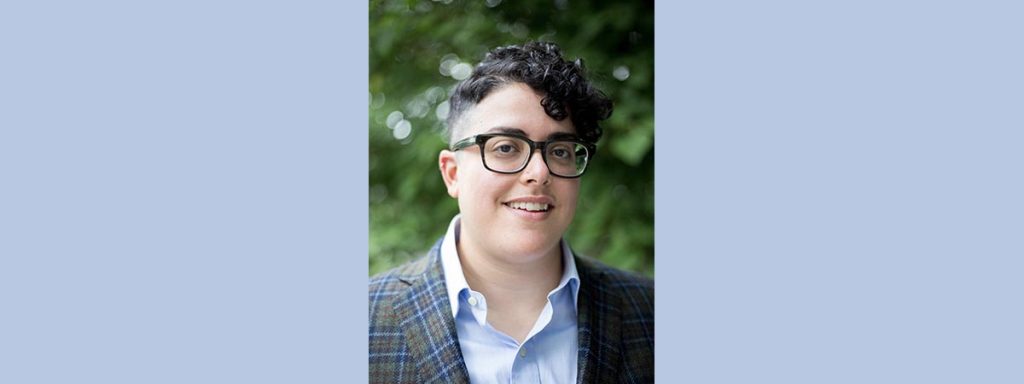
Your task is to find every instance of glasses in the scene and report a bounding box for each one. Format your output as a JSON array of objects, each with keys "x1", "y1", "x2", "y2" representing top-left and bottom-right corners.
[{"x1": 450, "y1": 133, "x2": 596, "y2": 178}]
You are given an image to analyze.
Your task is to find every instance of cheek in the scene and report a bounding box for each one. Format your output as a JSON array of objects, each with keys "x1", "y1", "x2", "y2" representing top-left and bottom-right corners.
[
  {"x1": 457, "y1": 172, "x2": 505, "y2": 209},
  {"x1": 558, "y1": 182, "x2": 581, "y2": 214}
]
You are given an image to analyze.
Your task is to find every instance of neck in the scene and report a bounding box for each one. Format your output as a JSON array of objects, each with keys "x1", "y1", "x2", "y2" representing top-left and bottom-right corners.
[{"x1": 457, "y1": 235, "x2": 563, "y2": 309}]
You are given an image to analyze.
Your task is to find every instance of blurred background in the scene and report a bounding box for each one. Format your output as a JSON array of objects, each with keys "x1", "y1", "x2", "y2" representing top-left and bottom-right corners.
[{"x1": 369, "y1": 0, "x2": 654, "y2": 277}]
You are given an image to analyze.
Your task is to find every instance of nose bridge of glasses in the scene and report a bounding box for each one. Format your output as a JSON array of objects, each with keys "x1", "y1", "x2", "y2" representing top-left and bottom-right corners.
[{"x1": 524, "y1": 144, "x2": 548, "y2": 171}]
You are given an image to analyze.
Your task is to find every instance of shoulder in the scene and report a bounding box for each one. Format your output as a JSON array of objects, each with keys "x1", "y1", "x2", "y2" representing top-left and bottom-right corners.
[
  {"x1": 369, "y1": 254, "x2": 433, "y2": 289},
  {"x1": 575, "y1": 255, "x2": 653, "y2": 297},
  {"x1": 575, "y1": 254, "x2": 654, "y2": 317},
  {"x1": 369, "y1": 237, "x2": 446, "y2": 317},
  {"x1": 368, "y1": 251, "x2": 437, "y2": 310}
]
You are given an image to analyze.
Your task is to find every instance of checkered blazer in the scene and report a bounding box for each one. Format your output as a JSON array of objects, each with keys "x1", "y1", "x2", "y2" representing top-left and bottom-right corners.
[{"x1": 369, "y1": 240, "x2": 654, "y2": 383}]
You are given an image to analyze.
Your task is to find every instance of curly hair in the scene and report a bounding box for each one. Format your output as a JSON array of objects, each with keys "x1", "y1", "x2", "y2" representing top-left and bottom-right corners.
[{"x1": 445, "y1": 41, "x2": 613, "y2": 145}]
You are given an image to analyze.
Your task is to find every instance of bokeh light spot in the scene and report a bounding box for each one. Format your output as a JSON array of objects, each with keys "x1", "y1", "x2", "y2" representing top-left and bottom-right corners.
[
  {"x1": 406, "y1": 99, "x2": 429, "y2": 118},
  {"x1": 370, "y1": 184, "x2": 389, "y2": 204},
  {"x1": 393, "y1": 120, "x2": 412, "y2": 140},
  {"x1": 425, "y1": 86, "x2": 446, "y2": 103},
  {"x1": 435, "y1": 101, "x2": 450, "y2": 120},
  {"x1": 450, "y1": 63, "x2": 473, "y2": 80},
  {"x1": 386, "y1": 111, "x2": 404, "y2": 129},
  {"x1": 613, "y1": 66, "x2": 631, "y2": 81},
  {"x1": 370, "y1": 93, "x2": 386, "y2": 109},
  {"x1": 439, "y1": 54, "x2": 460, "y2": 77},
  {"x1": 510, "y1": 23, "x2": 528, "y2": 38}
]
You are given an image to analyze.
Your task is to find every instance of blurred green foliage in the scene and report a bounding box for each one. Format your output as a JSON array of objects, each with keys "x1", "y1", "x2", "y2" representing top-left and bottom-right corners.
[{"x1": 370, "y1": 0, "x2": 653, "y2": 277}]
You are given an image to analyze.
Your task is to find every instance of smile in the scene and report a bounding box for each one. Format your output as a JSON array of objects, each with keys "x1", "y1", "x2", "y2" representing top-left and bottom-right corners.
[{"x1": 504, "y1": 201, "x2": 550, "y2": 212}]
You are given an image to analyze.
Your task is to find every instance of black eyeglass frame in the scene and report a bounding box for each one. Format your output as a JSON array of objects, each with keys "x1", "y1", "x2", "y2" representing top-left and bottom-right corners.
[{"x1": 450, "y1": 133, "x2": 597, "y2": 178}]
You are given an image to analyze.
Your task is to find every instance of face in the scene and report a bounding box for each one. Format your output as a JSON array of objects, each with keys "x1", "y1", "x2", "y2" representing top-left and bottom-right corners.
[{"x1": 439, "y1": 82, "x2": 580, "y2": 263}]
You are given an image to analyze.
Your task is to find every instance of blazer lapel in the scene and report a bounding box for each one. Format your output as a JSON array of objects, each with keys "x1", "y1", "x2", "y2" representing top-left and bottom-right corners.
[
  {"x1": 576, "y1": 256, "x2": 623, "y2": 384},
  {"x1": 393, "y1": 247, "x2": 470, "y2": 383}
]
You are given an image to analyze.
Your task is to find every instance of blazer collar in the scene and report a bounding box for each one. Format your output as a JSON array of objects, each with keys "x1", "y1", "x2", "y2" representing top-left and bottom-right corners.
[
  {"x1": 392, "y1": 241, "x2": 471, "y2": 383},
  {"x1": 390, "y1": 242, "x2": 623, "y2": 384}
]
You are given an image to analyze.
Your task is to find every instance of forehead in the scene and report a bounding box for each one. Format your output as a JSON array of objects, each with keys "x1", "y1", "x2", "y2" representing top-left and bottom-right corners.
[{"x1": 459, "y1": 83, "x2": 575, "y2": 140}]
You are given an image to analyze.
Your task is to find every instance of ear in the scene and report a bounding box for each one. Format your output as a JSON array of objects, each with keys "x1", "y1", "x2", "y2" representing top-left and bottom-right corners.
[{"x1": 438, "y1": 150, "x2": 460, "y2": 198}]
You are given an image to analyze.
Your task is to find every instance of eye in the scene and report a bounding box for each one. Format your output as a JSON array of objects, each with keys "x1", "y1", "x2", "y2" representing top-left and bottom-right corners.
[
  {"x1": 487, "y1": 138, "x2": 525, "y2": 157},
  {"x1": 548, "y1": 142, "x2": 575, "y2": 160}
]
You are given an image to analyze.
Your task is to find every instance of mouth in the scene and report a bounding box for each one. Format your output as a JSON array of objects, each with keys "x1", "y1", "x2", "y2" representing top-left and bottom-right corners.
[{"x1": 503, "y1": 201, "x2": 551, "y2": 212}]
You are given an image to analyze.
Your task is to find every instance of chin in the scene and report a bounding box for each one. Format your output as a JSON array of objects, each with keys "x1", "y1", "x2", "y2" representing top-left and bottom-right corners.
[{"x1": 498, "y1": 236, "x2": 561, "y2": 259}]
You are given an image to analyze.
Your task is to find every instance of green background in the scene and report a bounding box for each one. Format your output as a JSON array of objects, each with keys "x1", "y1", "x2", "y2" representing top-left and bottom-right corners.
[{"x1": 370, "y1": 0, "x2": 654, "y2": 277}]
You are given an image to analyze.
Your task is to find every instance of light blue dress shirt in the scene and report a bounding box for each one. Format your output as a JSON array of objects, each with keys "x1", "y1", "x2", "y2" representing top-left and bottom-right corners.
[{"x1": 439, "y1": 215, "x2": 580, "y2": 384}]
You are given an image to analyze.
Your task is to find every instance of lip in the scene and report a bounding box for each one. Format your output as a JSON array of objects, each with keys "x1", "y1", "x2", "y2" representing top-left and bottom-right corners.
[
  {"x1": 502, "y1": 195, "x2": 555, "y2": 221},
  {"x1": 503, "y1": 196, "x2": 555, "y2": 206}
]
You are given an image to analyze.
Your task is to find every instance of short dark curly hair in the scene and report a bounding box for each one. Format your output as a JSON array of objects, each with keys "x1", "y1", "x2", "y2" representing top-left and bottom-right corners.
[{"x1": 445, "y1": 41, "x2": 613, "y2": 145}]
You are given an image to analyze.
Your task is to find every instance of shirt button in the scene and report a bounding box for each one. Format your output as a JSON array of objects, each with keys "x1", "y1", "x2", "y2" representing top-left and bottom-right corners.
[
  {"x1": 467, "y1": 297, "x2": 478, "y2": 306},
  {"x1": 519, "y1": 348, "x2": 527, "y2": 358}
]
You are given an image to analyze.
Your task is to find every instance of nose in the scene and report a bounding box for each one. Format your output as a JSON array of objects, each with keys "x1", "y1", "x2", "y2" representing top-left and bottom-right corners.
[{"x1": 520, "y1": 149, "x2": 551, "y2": 185}]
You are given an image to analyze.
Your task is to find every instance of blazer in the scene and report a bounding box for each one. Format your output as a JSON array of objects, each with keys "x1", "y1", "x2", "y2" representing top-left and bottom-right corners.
[{"x1": 369, "y1": 240, "x2": 654, "y2": 383}]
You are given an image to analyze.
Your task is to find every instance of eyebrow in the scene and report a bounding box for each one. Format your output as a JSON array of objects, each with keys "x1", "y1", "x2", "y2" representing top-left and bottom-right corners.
[
  {"x1": 484, "y1": 127, "x2": 580, "y2": 141},
  {"x1": 484, "y1": 127, "x2": 528, "y2": 136}
]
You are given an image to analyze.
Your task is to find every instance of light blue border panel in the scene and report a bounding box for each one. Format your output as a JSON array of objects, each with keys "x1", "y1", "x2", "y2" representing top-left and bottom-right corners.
[
  {"x1": 1, "y1": 1, "x2": 365, "y2": 383},
  {"x1": 661, "y1": 1, "x2": 1024, "y2": 383}
]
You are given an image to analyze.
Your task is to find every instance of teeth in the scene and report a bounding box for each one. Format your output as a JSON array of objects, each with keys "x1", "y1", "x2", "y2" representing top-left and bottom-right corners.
[{"x1": 507, "y1": 201, "x2": 550, "y2": 212}]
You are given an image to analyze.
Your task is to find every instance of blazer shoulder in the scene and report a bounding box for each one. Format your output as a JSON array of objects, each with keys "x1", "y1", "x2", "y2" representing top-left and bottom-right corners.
[
  {"x1": 369, "y1": 243, "x2": 442, "y2": 315},
  {"x1": 369, "y1": 255, "x2": 431, "y2": 285},
  {"x1": 575, "y1": 254, "x2": 654, "y2": 314},
  {"x1": 576, "y1": 254, "x2": 653, "y2": 291}
]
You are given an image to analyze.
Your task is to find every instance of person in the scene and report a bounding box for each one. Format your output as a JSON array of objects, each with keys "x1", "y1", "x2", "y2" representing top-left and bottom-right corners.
[{"x1": 369, "y1": 41, "x2": 653, "y2": 383}]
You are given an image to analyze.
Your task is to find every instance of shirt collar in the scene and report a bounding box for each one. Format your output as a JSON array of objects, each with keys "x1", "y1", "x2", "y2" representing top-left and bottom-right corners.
[
  {"x1": 439, "y1": 214, "x2": 580, "y2": 319},
  {"x1": 440, "y1": 215, "x2": 470, "y2": 318}
]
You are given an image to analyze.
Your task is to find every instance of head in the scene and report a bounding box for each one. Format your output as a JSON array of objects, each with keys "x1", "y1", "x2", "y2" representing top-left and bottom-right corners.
[{"x1": 438, "y1": 42, "x2": 613, "y2": 263}]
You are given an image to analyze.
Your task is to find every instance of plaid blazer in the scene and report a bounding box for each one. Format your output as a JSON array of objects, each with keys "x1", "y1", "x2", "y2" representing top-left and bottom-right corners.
[{"x1": 369, "y1": 240, "x2": 654, "y2": 383}]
